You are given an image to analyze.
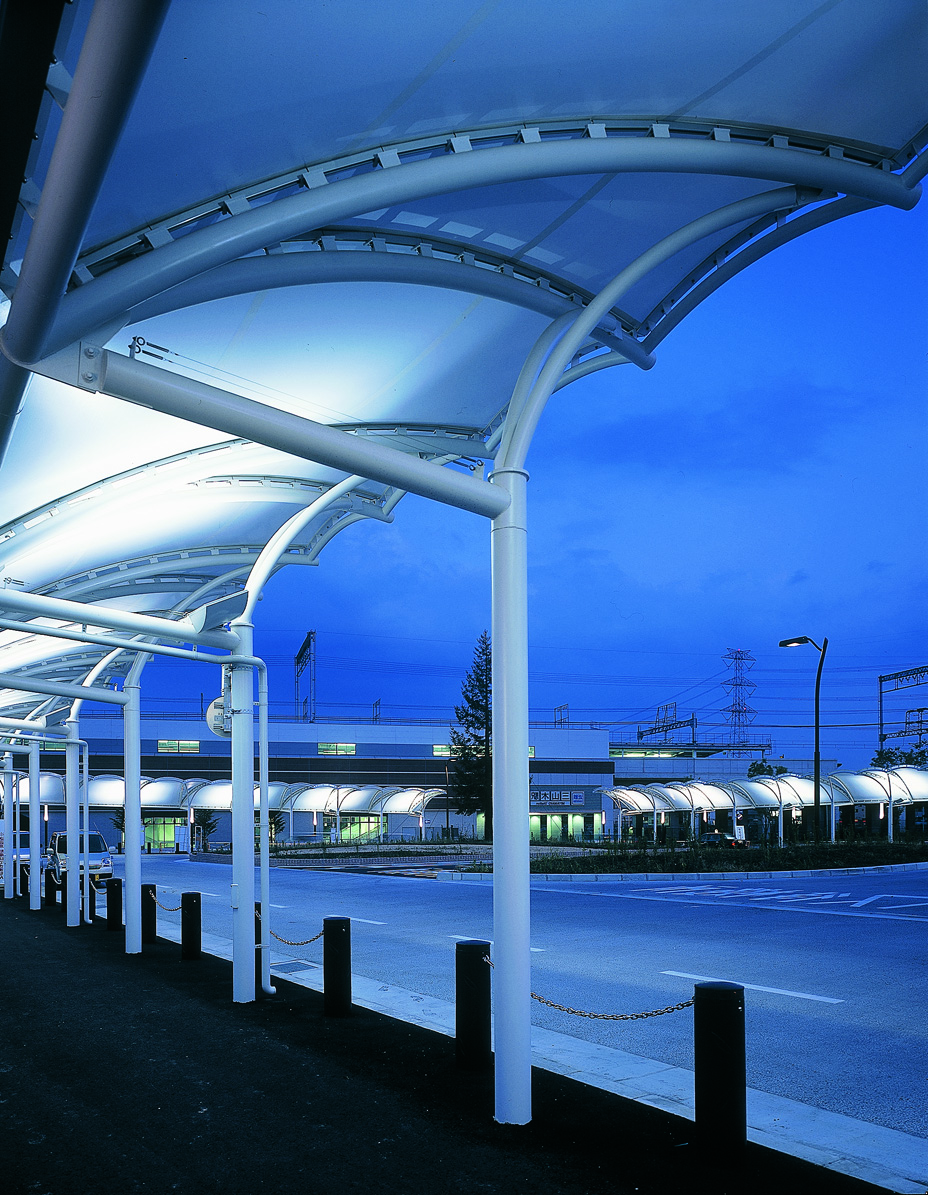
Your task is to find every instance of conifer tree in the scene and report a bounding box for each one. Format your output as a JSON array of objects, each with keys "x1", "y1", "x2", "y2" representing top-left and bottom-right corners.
[{"x1": 449, "y1": 631, "x2": 493, "y2": 839}]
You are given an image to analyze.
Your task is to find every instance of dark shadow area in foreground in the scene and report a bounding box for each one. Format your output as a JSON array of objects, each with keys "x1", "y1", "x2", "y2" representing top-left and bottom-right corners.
[{"x1": 0, "y1": 899, "x2": 891, "y2": 1195}]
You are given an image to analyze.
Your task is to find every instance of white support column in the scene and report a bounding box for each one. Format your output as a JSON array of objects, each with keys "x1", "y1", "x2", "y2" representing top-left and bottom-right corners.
[
  {"x1": 123, "y1": 679, "x2": 143, "y2": 952},
  {"x1": 65, "y1": 722, "x2": 80, "y2": 925},
  {"x1": 28, "y1": 741, "x2": 40, "y2": 909},
  {"x1": 489, "y1": 465, "x2": 531, "y2": 1125},
  {"x1": 256, "y1": 659, "x2": 274, "y2": 996},
  {"x1": 2, "y1": 752, "x2": 12, "y2": 898},
  {"x1": 81, "y1": 745, "x2": 90, "y2": 917},
  {"x1": 230, "y1": 621, "x2": 256, "y2": 1002},
  {"x1": 14, "y1": 772, "x2": 21, "y2": 897}
]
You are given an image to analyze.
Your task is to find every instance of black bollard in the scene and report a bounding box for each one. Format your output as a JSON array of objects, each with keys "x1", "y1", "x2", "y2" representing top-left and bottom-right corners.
[
  {"x1": 181, "y1": 892, "x2": 201, "y2": 960},
  {"x1": 323, "y1": 917, "x2": 352, "y2": 1016},
  {"x1": 694, "y1": 982, "x2": 747, "y2": 1149},
  {"x1": 86, "y1": 881, "x2": 96, "y2": 923},
  {"x1": 141, "y1": 883, "x2": 157, "y2": 944},
  {"x1": 254, "y1": 901, "x2": 263, "y2": 994},
  {"x1": 44, "y1": 868, "x2": 57, "y2": 907},
  {"x1": 105, "y1": 877, "x2": 123, "y2": 932},
  {"x1": 146, "y1": 841, "x2": 151, "y2": 854},
  {"x1": 455, "y1": 940, "x2": 492, "y2": 1071}
]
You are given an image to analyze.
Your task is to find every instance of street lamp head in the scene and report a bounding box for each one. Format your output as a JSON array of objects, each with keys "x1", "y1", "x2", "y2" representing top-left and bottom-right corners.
[{"x1": 779, "y1": 636, "x2": 811, "y2": 648}]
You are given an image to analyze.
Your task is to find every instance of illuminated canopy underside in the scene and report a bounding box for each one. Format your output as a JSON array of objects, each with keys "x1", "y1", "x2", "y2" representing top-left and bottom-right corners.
[{"x1": 0, "y1": 0, "x2": 925, "y2": 711}]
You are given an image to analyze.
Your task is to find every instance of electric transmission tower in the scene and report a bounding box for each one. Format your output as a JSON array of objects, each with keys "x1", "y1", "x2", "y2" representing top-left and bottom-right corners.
[{"x1": 722, "y1": 648, "x2": 757, "y2": 756}]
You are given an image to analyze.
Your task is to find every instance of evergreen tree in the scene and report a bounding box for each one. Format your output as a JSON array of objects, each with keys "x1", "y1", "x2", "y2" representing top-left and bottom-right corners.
[
  {"x1": 871, "y1": 745, "x2": 928, "y2": 769},
  {"x1": 193, "y1": 807, "x2": 220, "y2": 851},
  {"x1": 449, "y1": 631, "x2": 492, "y2": 839},
  {"x1": 747, "y1": 760, "x2": 788, "y2": 778}
]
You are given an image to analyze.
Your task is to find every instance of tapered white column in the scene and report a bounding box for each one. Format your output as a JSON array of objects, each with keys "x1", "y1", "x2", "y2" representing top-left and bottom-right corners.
[
  {"x1": 230, "y1": 620, "x2": 256, "y2": 1002},
  {"x1": 2, "y1": 752, "x2": 12, "y2": 899},
  {"x1": 65, "y1": 721, "x2": 80, "y2": 925},
  {"x1": 123, "y1": 678, "x2": 143, "y2": 952},
  {"x1": 28, "y1": 741, "x2": 40, "y2": 909},
  {"x1": 489, "y1": 466, "x2": 531, "y2": 1125}
]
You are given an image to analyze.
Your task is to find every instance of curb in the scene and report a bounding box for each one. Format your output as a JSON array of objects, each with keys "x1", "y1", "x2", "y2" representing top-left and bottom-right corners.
[{"x1": 436, "y1": 860, "x2": 928, "y2": 882}]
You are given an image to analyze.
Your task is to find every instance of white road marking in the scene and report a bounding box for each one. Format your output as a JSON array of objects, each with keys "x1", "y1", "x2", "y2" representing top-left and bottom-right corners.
[
  {"x1": 352, "y1": 917, "x2": 386, "y2": 924},
  {"x1": 538, "y1": 887, "x2": 928, "y2": 921},
  {"x1": 661, "y1": 970, "x2": 843, "y2": 1003}
]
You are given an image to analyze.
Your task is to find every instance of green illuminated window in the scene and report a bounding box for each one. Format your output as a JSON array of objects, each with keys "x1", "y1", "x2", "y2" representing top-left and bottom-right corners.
[
  {"x1": 158, "y1": 740, "x2": 200, "y2": 754},
  {"x1": 318, "y1": 742, "x2": 356, "y2": 756},
  {"x1": 432, "y1": 744, "x2": 451, "y2": 757}
]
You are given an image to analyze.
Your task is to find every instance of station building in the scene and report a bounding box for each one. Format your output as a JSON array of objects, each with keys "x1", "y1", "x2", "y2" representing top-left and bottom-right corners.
[{"x1": 2, "y1": 710, "x2": 924, "y2": 849}]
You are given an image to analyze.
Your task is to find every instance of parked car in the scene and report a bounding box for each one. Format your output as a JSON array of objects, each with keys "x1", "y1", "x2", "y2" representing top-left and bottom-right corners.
[
  {"x1": 46, "y1": 832, "x2": 114, "y2": 885},
  {"x1": 697, "y1": 830, "x2": 748, "y2": 848}
]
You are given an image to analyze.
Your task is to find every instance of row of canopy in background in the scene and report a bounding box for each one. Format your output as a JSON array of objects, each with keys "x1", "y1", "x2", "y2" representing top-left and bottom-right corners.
[
  {"x1": 2, "y1": 765, "x2": 925, "y2": 817},
  {"x1": 0, "y1": 774, "x2": 444, "y2": 821},
  {"x1": 608, "y1": 766, "x2": 928, "y2": 817}
]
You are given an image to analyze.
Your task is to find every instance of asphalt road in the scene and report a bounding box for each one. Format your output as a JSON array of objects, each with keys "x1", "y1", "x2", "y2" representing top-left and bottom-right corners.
[{"x1": 115, "y1": 857, "x2": 928, "y2": 1139}]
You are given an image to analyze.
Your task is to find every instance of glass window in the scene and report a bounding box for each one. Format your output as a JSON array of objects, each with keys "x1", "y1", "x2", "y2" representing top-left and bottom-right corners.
[
  {"x1": 528, "y1": 745, "x2": 535, "y2": 758},
  {"x1": 432, "y1": 744, "x2": 451, "y2": 757},
  {"x1": 178, "y1": 740, "x2": 199, "y2": 753},
  {"x1": 158, "y1": 740, "x2": 179, "y2": 753},
  {"x1": 318, "y1": 743, "x2": 356, "y2": 756},
  {"x1": 55, "y1": 833, "x2": 108, "y2": 853}
]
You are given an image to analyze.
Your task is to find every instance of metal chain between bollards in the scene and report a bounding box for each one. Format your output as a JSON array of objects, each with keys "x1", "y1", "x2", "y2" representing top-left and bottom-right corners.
[
  {"x1": 254, "y1": 909, "x2": 324, "y2": 947},
  {"x1": 484, "y1": 956, "x2": 694, "y2": 1021},
  {"x1": 148, "y1": 889, "x2": 183, "y2": 912}
]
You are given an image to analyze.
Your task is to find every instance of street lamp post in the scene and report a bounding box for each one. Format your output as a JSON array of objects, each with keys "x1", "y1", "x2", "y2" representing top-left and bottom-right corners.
[{"x1": 779, "y1": 636, "x2": 829, "y2": 842}]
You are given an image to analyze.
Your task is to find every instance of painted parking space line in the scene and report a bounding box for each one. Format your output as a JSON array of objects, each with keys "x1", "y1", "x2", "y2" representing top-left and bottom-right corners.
[
  {"x1": 661, "y1": 970, "x2": 843, "y2": 1003},
  {"x1": 539, "y1": 887, "x2": 928, "y2": 921},
  {"x1": 352, "y1": 917, "x2": 386, "y2": 924}
]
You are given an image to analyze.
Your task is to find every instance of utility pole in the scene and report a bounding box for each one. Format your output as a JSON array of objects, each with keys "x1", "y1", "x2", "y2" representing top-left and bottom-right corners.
[{"x1": 294, "y1": 631, "x2": 316, "y2": 722}]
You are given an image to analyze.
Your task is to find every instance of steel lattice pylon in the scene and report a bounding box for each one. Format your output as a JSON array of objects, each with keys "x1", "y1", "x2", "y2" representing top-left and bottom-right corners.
[{"x1": 722, "y1": 648, "x2": 757, "y2": 757}]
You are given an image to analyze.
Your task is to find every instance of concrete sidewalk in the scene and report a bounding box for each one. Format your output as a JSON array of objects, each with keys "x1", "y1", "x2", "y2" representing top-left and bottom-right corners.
[
  {"x1": 162, "y1": 920, "x2": 928, "y2": 1194},
  {"x1": 1, "y1": 896, "x2": 920, "y2": 1195}
]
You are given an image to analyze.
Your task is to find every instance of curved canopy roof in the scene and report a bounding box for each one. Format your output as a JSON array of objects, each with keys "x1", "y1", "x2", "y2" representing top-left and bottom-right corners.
[
  {"x1": 608, "y1": 767, "x2": 928, "y2": 813},
  {"x1": 0, "y1": 1, "x2": 924, "y2": 714}
]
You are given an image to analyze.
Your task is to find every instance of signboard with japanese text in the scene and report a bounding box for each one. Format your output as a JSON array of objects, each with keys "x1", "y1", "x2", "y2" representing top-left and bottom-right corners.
[{"x1": 529, "y1": 784, "x2": 601, "y2": 812}]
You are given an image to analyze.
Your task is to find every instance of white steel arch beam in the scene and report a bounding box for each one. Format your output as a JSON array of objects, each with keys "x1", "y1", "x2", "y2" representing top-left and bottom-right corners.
[
  {"x1": 119, "y1": 238, "x2": 636, "y2": 356},
  {"x1": 0, "y1": 0, "x2": 170, "y2": 458},
  {"x1": 498, "y1": 185, "x2": 804, "y2": 469},
  {"x1": 63, "y1": 115, "x2": 918, "y2": 293},
  {"x1": 642, "y1": 195, "x2": 873, "y2": 351},
  {"x1": 1, "y1": 0, "x2": 170, "y2": 365},
  {"x1": 242, "y1": 475, "x2": 365, "y2": 620},
  {"x1": 33, "y1": 131, "x2": 919, "y2": 364}
]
